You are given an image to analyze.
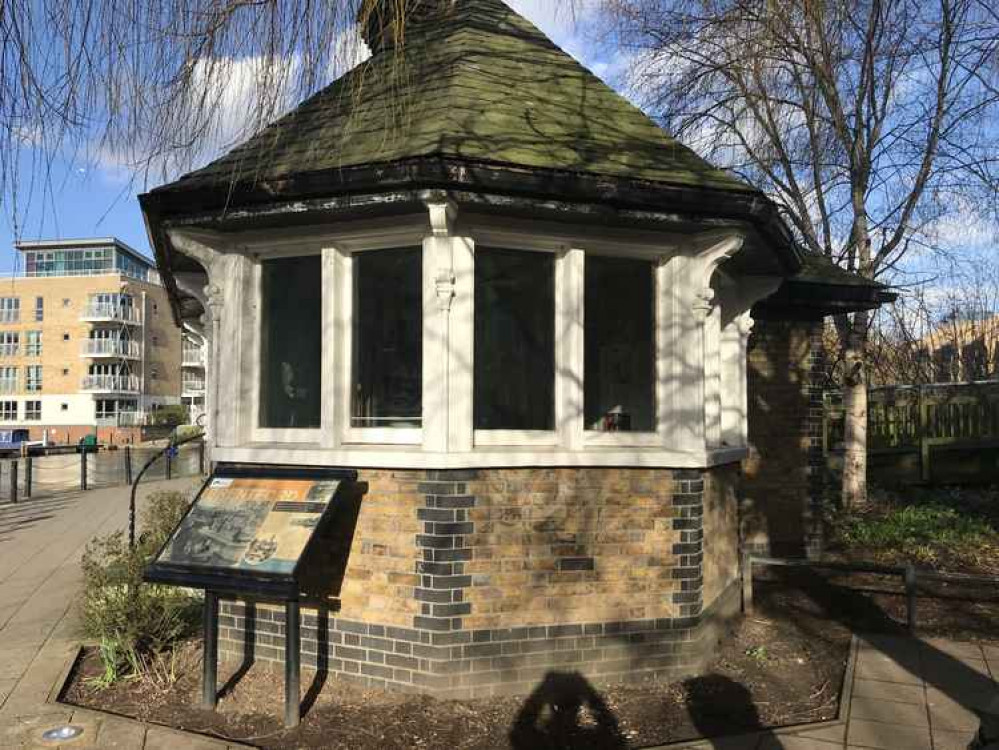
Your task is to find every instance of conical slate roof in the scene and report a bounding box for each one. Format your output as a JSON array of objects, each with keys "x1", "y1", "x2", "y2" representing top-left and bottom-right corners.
[{"x1": 153, "y1": 0, "x2": 754, "y2": 195}]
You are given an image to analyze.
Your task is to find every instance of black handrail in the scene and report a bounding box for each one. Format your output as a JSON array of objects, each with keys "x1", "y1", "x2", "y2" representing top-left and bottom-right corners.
[{"x1": 128, "y1": 430, "x2": 205, "y2": 550}]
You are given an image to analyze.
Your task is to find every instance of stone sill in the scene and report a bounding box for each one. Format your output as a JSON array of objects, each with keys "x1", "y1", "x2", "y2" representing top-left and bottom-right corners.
[{"x1": 211, "y1": 444, "x2": 749, "y2": 469}]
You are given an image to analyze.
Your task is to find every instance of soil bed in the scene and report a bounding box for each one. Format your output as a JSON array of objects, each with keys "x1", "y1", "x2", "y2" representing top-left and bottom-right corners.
[{"x1": 63, "y1": 585, "x2": 849, "y2": 750}]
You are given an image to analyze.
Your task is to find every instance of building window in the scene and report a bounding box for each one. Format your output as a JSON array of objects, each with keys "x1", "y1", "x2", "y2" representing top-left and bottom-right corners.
[
  {"x1": 474, "y1": 248, "x2": 555, "y2": 430},
  {"x1": 25, "y1": 366, "x2": 42, "y2": 392},
  {"x1": 584, "y1": 256, "x2": 656, "y2": 432},
  {"x1": 62, "y1": 298, "x2": 70, "y2": 307},
  {"x1": 0, "y1": 401, "x2": 16, "y2": 421},
  {"x1": 62, "y1": 368, "x2": 69, "y2": 376},
  {"x1": 62, "y1": 333, "x2": 70, "y2": 341},
  {"x1": 0, "y1": 366, "x2": 18, "y2": 393},
  {"x1": 24, "y1": 400, "x2": 40, "y2": 421},
  {"x1": 0, "y1": 297, "x2": 19, "y2": 324},
  {"x1": 258, "y1": 255, "x2": 322, "y2": 429},
  {"x1": 351, "y1": 248, "x2": 423, "y2": 429},
  {"x1": 0, "y1": 332, "x2": 19, "y2": 357},
  {"x1": 35, "y1": 296, "x2": 43, "y2": 321},
  {"x1": 150, "y1": 366, "x2": 159, "y2": 380},
  {"x1": 61, "y1": 403, "x2": 68, "y2": 411},
  {"x1": 25, "y1": 331, "x2": 41, "y2": 356}
]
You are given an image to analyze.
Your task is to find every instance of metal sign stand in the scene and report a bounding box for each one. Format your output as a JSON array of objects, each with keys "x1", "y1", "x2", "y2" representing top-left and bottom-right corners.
[{"x1": 200, "y1": 591, "x2": 302, "y2": 729}]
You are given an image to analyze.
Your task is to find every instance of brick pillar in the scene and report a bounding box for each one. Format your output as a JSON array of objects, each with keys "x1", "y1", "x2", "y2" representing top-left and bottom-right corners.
[
  {"x1": 671, "y1": 469, "x2": 705, "y2": 618},
  {"x1": 414, "y1": 470, "x2": 478, "y2": 631},
  {"x1": 803, "y1": 321, "x2": 827, "y2": 559}
]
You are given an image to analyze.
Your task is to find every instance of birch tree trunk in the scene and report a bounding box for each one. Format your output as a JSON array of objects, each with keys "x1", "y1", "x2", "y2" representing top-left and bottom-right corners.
[{"x1": 841, "y1": 309, "x2": 869, "y2": 507}]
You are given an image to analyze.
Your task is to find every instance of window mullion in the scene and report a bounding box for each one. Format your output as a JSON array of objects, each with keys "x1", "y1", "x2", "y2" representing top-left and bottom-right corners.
[{"x1": 560, "y1": 248, "x2": 585, "y2": 450}]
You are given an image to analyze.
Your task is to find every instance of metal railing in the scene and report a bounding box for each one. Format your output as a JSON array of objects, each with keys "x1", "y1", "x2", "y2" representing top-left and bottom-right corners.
[
  {"x1": 0, "y1": 310, "x2": 19, "y2": 324},
  {"x1": 742, "y1": 553, "x2": 999, "y2": 634},
  {"x1": 182, "y1": 347, "x2": 204, "y2": 367},
  {"x1": 81, "y1": 303, "x2": 142, "y2": 324},
  {"x1": 0, "y1": 439, "x2": 206, "y2": 509},
  {"x1": 0, "y1": 378, "x2": 18, "y2": 393},
  {"x1": 182, "y1": 379, "x2": 206, "y2": 394},
  {"x1": 82, "y1": 339, "x2": 140, "y2": 358},
  {"x1": 0, "y1": 344, "x2": 18, "y2": 357},
  {"x1": 81, "y1": 374, "x2": 140, "y2": 393}
]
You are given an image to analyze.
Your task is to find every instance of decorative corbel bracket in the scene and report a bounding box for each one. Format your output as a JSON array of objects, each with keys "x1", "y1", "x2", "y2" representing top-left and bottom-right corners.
[
  {"x1": 424, "y1": 195, "x2": 457, "y2": 237},
  {"x1": 435, "y1": 271, "x2": 456, "y2": 312}
]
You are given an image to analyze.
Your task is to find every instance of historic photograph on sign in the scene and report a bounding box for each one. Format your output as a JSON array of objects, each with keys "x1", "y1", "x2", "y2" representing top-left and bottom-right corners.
[{"x1": 157, "y1": 477, "x2": 341, "y2": 576}]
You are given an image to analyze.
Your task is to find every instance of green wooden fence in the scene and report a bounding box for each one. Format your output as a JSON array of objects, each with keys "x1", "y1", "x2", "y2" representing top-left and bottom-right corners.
[{"x1": 824, "y1": 382, "x2": 999, "y2": 484}]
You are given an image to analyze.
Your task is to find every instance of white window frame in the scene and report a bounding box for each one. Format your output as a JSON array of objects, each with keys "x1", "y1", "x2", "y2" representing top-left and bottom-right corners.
[
  {"x1": 0, "y1": 332, "x2": 19, "y2": 357},
  {"x1": 0, "y1": 400, "x2": 17, "y2": 421},
  {"x1": 334, "y1": 235, "x2": 425, "y2": 447},
  {"x1": 470, "y1": 240, "x2": 564, "y2": 449},
  {"x1": 24, "y1": 400, "x2": 41, "y2": 421},
  {"x1": 25, "y1": 331, "x2": 41, "y2": 356},
  {"x1": 579, "y1": 248, "x2": 668, "y2": 450},
  {"x1": 249, "y1": 245, "x2": 325, "y2": 445}
]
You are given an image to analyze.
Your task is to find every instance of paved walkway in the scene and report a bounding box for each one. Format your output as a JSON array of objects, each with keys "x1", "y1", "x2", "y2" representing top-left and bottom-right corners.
[
  {"x1": 665, "y1": 634, "x2": 999, "y2": 748},
  {"x1": 0, "y1": 479, "x2": 239, "y2": 749},
  {"x1": 0, "y1": 484, "x2": 995, "y2": 749}
]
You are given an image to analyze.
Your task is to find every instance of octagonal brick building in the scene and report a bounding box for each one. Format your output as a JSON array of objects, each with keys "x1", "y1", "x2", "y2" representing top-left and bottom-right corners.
[{"x1": 140, "y1": 0, "x2": 892, "y2": 696}]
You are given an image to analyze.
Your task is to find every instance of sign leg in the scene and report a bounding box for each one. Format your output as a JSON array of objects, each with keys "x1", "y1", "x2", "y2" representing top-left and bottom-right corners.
[
  {"x1": 202, "y1": 591, "x2": 219, "y2": 709},
  {"x1": 285, "y1": 599, "x2": 301, "y2": 728}
]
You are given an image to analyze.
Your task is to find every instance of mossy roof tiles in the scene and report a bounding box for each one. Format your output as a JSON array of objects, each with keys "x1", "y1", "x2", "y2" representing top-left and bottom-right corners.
[{"x1": 154, "y1": 0, "x2": 755, "y2": 196}]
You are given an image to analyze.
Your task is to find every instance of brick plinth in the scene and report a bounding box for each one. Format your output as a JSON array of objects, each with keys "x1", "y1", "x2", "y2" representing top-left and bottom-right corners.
[
  {"x1": 743, "y1": 319, "x2": 827, "y2": 557},
  {"x1": 217, "y1": 465, "x2": 743, "y2": 697}
]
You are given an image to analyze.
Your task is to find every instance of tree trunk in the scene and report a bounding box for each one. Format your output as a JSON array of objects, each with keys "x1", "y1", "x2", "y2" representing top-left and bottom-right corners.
[{"x1": 841, "y1": 309, "x2": 869, "y2": 507}]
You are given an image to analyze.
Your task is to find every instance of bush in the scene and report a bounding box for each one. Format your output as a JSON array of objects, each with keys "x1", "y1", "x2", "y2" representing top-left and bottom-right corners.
[
  {"x1": 834, "y1": 501, "x2": 999, "y2": 569},
  {"x1": 149, "y1": 404, "x2": 187, "y2": 427},
  {"x1": 80, "y1": 491, "x2": 200, "y2": 688}
]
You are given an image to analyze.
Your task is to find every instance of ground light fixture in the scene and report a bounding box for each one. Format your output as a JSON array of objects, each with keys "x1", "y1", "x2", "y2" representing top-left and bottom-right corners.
[{"x1": 41, "y1": 725, "x2": 84, "y2": 742}]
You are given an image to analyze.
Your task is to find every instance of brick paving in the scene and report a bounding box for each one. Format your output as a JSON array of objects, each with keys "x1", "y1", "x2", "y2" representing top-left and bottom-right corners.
[{"x1": 0, "y1": 483, "x2": 995, "y2": 749}]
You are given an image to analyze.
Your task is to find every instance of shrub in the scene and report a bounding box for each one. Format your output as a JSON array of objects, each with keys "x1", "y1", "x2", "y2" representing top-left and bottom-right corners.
[
  {"x1": 834, "y1": 501, "x2": 998, "y2": 568},
  {"x1": 80, "y1": 490, "x2": 200, "y2": 688},
  {"x1": 149, "y1": 404, "x2": 187, "y2": 427}
]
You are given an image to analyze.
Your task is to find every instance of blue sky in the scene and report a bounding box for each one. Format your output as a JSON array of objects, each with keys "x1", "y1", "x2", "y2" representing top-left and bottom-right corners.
[{"x1": 1, "y1": 1, "x2": 990, "y2": 292}]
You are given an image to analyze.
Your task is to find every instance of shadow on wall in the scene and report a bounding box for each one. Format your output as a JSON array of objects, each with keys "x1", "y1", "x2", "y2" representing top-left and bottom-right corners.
[{"x1": 509, "y1": 671, "x2": 627, "y2": 750}]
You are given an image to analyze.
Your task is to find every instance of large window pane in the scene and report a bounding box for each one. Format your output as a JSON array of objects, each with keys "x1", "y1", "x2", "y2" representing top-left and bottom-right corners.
[
  {"x1": 259, "y1": 255, "x2": 322, "y2": 429},
  {"x1": 474, "y1": 248, "x2": 555, "y2": 430},
  {"x1": 585, "y1": 255, "x2": 655, "y2": 432},
  {"x1": 351, "y1": 247, "x2": 422, "y2": 428}
]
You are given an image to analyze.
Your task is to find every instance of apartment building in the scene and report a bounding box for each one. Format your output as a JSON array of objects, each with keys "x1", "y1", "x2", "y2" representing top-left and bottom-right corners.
[{"x1": 0, "y1": 237, "x2": 189, "y2": 443}]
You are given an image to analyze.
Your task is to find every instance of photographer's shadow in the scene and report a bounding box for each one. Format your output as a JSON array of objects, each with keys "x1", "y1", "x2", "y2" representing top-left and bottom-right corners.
[{"x1": 509, "y1": 671, "x2": 628, "y2": 750}]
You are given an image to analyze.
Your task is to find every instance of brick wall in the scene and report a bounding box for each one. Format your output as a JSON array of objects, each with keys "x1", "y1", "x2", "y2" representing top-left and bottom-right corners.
[
  {"x1": 217, "y1": 464, "x2": 744, "y2": 697},
  {"x1": 743, "y1": 318, "x2": 826, "y2": 557}
]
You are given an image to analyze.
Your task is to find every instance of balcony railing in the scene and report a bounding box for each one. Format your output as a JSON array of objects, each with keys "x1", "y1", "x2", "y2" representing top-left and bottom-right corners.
[
  {"x1": 81, "y1": 303, "x2": 142, "y2": 324},
  {"x1": 0, "y1": 344, "x2": 18, "y2": 357},
  {"x1": 81, "y1": 374, "x2": 140, "y2": 393},
  {"x1": 0, "y1": 310, "x2": 19, "y2": 324},
  {"x1": 97, "y1": 411, "x2": 145, "y2": 427},
  {"x1": 81, "y1": 339, "x2": 140, "y2": 358},
  {"x1": 0, "y1": 379, "x2": 17, "y2": 394},
  {"x1": 182, "y1": 379, "x2": 206, "y2": 394},
  {"x1": 182, "y1": 348, "x2": 204, "y2": 367}
]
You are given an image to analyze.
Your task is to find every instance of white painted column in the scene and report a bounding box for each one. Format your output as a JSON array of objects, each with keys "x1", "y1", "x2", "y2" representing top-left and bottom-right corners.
[
  {"x1": 559, "y1": 248, "x2": 585, "y2": 449},
  {"x1": 448, "y1": 235, "x2": 475, "y2": 453},
  {"x1": 320, "y1": 247, "x2": 340, "y2": 449},
  {"x1": 422, "y1": 201, "x2": 457, "y2": 453},
  {"x1": 701, "y1": 294, "x2": 722, "y2": 448}
]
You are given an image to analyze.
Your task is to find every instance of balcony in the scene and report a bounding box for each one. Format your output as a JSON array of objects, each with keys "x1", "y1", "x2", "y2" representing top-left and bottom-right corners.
[
  {"x1": 0, "y1": 310, "x2": 19, "y2": 324},
  {"x1": 0, "y1": 379, "x2": 18, "y2": 394},
  {"x1": 0, "y1": 344, "x2": 18, "y2": 357},
  {"x1": 81, "y1": 339, "x2": 140, "y2": 359},
  {"x1": 81, "y1": 374, "x2": 140, "y2": 394},
  {"x1": 182, "y1": 347, "x2": 205, "y2": 367},
  {"x1": 182, "y1": 379, "x2": 206, "y2": 397},
  {"x1": 80, "y1": 303, "x2": 142, "y2": 325},
  {"x1": 97, "y1": 411, "x2": 146, "y2": 427}
]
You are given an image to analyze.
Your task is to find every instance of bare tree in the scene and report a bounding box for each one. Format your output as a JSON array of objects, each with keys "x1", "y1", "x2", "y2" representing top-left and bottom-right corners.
[
  {"x1": 603, "y1": 0, "x2": 999, "y2": 505},
  {"x1": 0, "y1": 0, "x2": 427, "y2": 235}
]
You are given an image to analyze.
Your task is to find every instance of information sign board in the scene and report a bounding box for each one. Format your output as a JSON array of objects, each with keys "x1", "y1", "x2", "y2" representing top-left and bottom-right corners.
[{"x1": 145, "y1": 465, "x2": 355, "y2": 597}]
